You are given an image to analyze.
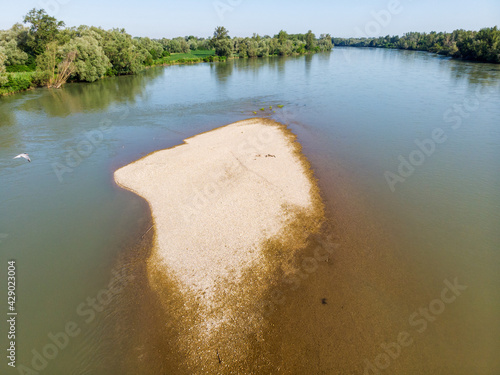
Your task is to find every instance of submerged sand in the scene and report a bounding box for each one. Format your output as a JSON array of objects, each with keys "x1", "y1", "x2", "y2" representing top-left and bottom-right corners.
[{"x1": 114, "y1": 118, "x2": 323, "y2": 370}]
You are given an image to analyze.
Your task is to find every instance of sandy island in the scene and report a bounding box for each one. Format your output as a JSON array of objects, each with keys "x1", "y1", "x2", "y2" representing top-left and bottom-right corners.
[{"x1": 114, "y1": 118, "x2": 324, "y2": 371}]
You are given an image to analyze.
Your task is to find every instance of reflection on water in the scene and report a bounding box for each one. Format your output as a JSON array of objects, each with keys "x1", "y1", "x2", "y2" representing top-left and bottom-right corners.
[
  {"x1": 304, "y1": 53, "x2": 313, "y2": 76},
  {"x1": 19, "y1": 67, "x2": 164, "y2": 117},
  {"x1": 447, "y1": 59, "x2": 500, "y2": 87},
  {"x1": 0, "y1": 99, "x2": 16, "y2": 128},
  {"x1": 0, "y1": 48, "x2": 499, "y2": 374},
  {"x1": 211, "y1": 60, "x2": 233, "y2": 83}
]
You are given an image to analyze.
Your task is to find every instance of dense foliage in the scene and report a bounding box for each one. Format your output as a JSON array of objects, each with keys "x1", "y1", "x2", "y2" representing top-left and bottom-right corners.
[
  {"x1": 0, "y1": 9, "x2": 333, "y2": 94},
  {"x1": 0, "y1": 53, "x2": 7, "y2": 85},
  {"x1": 23, "y1": 8, "x2": 65, "y2": 56},
  {"x1": 333, "y1": 27, "x2": 500, "y2": 63},
  {"x1": 217, "y1": 29, "x2": 332, "y2": 58},
  {"x1": 1, "y1": 8, "x2": 497, "y2": 95}
]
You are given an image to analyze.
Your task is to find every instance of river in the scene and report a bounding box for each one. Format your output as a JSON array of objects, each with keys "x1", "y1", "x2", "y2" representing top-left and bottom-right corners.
[{"x1": 0, "y1": 47, "x2": 499, "y2": 374}]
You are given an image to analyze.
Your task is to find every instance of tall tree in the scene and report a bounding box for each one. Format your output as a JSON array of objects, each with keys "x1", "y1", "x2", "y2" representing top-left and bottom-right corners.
[
  {"x1": 0, "y1": 51, "x2": 7, "y2": 85},
  {"x1": 0, "y1": 24, "x2": 30, "y2": 65},
  {"x1": 305, "y1": 30, "x2": 316, "y2": 51},
  {"x1": 92, "y1": 28, "x2": 145, "y2": 75},
  {"x1": 318, "y1": 34, "x2": 333, "y2": 51},
  {"x1": 277, "y1": 30, "x2": 288, "y2": 45},
  {"x1": 36, "y1": 42, "x2": 76, "y2": 88},
  {"x1": 211, "y1": 26, "x2": 233, "y2": 57},
  {"x1": 65, "y1": 34, "x2": 111, "y2": 82},
  {"x1": 23, "y1": 8, "x2": 65, "y2": 56}
]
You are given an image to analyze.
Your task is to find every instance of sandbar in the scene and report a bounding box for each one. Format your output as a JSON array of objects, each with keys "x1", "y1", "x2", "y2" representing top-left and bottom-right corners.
[{"x1": 114, "y1": 118, "x2": 323, "y2": 368}]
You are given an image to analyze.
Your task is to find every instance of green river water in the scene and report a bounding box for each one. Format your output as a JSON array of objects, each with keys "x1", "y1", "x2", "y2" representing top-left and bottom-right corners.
[{"x1": 0, "y1": 47, "x2": 499, "y2": 374}]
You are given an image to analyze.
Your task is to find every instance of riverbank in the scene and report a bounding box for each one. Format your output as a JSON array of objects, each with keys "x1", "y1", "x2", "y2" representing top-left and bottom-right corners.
[
  {"x1": 114, "y1": 118, "x2": 324, "y2": 372},
  {"x1": 0, "y1": 53, "x2": 212, "y2": 96},
  {"x1": 333, "y1": 26, "x2": 500, "y2": 64},
  {"x1": 0, "y1": 49, "x2": 324, "y2": 97}
]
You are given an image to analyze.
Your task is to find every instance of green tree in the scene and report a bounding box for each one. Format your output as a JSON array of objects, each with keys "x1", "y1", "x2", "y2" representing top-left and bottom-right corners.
[
  {"x1": 318, "y1": 34, "x2": 333, "y2": 51},
  {"x1": 176, "y1": 37, "x2": 190, "y2": 53},
  {"x1": 0, "y1": 24, "x2": 30, "y2": 65},
  {"x1": 35, "y1": 42, "x2": 76, "y2": 88},
  {"x1": 238, "y1": 40, "x2": 248, "y2": 58},
  {"x1": 167, "y1": 37, "x2": 190, "y2": 53},
  {"x1": 277, "y1": 30, "x2": 288, "y2": 45},
  {"x1": 64, "y1": 34, "x2": 110, "y2": 82},
  {"x1": 268, "y1": 37, "x2": 279, "y2": 55},
  {"x1": 197, "y1": 38, "x2": 211, "y2": 50},
  {"x1": 167, "y1": 39, "x2": 180, "y2": 53},
  {"x1": 0, "y1": 51, "x2": 7, "y2": 85},
  {"x1": 93, "y1": 28, "x2": 144, "y2": 75},
  {"x1": 246, "y1": 39, "x2": 258, "y2": 57},
  {"x1": 305, "y1": 30, "x2": 316, "y2": 51},
  {"x1": 211, "y1": 26, "x2": 233, "y2": 57},
  {"x1": 134, "y1": 37, "x2": 164, "y2": 62},
  {"x1": 188, "y1": 39, "x2": 198, "y2": 51},
  {"x1": 0, "y1": 39, "x2": 29, "y2": 65},
  {"x1": 23, "y1": 8, "x2": 65, "y2": 56},
  {"x1": 296, "y1": 42, "x2": 307, "y2": 54},
  {"x1": 466, "y1": 27, "x2": 500, "y2": 63}
]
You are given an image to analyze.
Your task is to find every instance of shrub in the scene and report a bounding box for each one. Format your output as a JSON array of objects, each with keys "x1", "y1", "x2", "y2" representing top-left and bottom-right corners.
[
  {"x1": 144, "y1": 55, "x2": 154, "y2": 66},
  {"x1": 0, "y1": 72, "x2": 34, "y2": 94},
  {"x1": 32, "y1": 70, "x2": 51, "y2": 86},
  {"x1": 203, "y1": 55, "x2": 221, "y2": 62},
  {"x1": 6, "y1": 64, "x2": 34, "y2": 72}
]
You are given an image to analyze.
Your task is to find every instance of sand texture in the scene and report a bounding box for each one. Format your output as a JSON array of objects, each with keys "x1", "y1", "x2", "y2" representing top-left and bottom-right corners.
[{"x1": 114, "y1": 118, "x2": 324, "y2": 372}]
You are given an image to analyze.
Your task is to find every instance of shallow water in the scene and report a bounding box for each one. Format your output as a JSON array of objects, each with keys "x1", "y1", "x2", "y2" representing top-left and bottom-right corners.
[{"x1": 0, "y1": 48, "x2": 499, "y2": 374}]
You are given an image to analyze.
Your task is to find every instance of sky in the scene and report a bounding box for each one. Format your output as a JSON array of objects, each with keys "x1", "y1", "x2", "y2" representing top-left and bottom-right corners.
[{"x1": 0, "y1": 0, "x2": 499, "y2": 39}]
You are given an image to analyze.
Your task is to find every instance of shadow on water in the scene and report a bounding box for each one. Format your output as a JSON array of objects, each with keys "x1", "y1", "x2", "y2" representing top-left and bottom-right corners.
[
  {"x1": 304, "y1": 53, "x2": 313, "y2": 76},
  {"x1": 95, "y1": 159, "x2": 435, "y2": 374},
  {"x1": 211, "y1": 60, "x2": 234, "y2": 84},
  {"x1": 62, "y1": 193, "x2": 188, "y2": 375},
  {"x1": 446, "y1": 59, "x2": 500, "y2": 88},
  {"x1": 18, "y1": 68, "x2": 164, "y2": 117},
  {"x1": 0, "y1": 101, "x2": 16, "y2": 127},
  {"x1": 212, "y1": 54, "x2": 321, "y2": 83}
]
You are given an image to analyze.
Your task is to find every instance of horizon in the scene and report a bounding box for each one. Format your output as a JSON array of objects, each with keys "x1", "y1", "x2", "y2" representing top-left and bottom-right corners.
[{"x1": 0, "y1": 0, "x2": 499, "y2": 40}]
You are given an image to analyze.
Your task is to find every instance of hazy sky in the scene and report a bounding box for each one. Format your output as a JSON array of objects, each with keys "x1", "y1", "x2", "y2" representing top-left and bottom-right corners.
[{"x1": 1, "y1": 0, "x2": 499, "y2": 39}]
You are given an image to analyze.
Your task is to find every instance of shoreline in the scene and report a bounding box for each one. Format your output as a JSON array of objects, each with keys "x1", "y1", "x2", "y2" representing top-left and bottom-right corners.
[
  {"x1": 0, "y1": 51, "x2": 326, "y2": 97},
  {"x1": 114, "y1": 118, "x2": 324, "y2": 371}
]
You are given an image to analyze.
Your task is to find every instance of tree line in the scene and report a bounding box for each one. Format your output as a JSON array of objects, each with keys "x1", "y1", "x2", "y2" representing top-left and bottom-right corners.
[
  {"x1": 333, "y1": 27, "x2": 500, "y2": 64},
  {"x1": 0, "y1": 9, "x2": 332, "y2": 94},
  {"x1": 210, "y1": 26, "x2": 333, "y2": 58},
  {"x1": 1, "y1": 9, "x2": 497, "y2": 95}
]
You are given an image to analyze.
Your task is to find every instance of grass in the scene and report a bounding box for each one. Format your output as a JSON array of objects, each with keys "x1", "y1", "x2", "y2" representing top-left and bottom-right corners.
[
  {"x1": 160, "y1": 49, "x2": 216, "y2": 63},
  {"x1": 0, "y1": 72, "x2": 35, "y2": 96},
  {"x1": 2, "y1": 49, "x2": 220, "y2": 95}
]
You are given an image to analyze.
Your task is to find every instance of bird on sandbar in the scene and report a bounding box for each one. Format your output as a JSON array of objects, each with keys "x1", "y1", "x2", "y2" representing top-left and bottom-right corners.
[{"x1": 13, "y1": 153, "x2": 31, "y2": 163}]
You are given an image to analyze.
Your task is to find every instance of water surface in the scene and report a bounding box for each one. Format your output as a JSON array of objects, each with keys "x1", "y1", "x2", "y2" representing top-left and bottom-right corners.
[{"x1": 0, "y1": 47, "x2": 499, "y2": 374}]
